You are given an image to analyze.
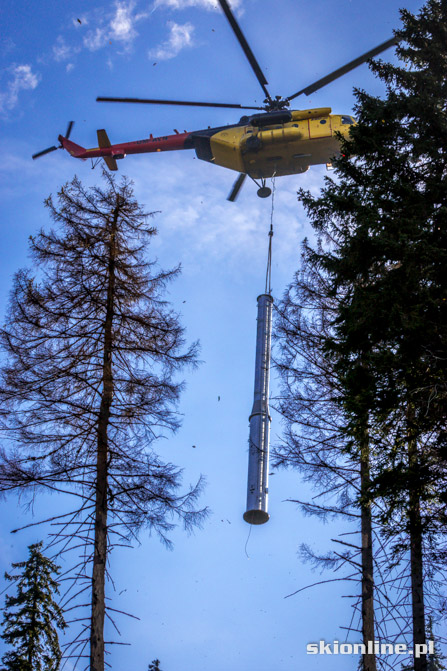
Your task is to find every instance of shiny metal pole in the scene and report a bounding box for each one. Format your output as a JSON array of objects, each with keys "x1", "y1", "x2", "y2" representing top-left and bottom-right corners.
[{"x1": 243, "y1": 293, "x2": 273, "y2": 525}]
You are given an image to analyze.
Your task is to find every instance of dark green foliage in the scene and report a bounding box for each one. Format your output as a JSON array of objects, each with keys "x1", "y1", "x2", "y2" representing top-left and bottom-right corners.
[
  {"x1": 276, "y1": 0, "x2": 447, "y2": 666},
  {"x1": 297, "y1": 0, "x2": 447, "y2": 530},
  {"x1": 148, "y1": 660, "x2": 161, "y2": 671},
  {"x1": 427, "y1": 618, "x2": 447, "y2": 671},
  {"x1": 1, "y1": 542, "x2": 66, "y2": 671}
]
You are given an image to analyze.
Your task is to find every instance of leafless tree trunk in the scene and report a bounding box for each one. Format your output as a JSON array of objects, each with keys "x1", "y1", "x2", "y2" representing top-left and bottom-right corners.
[
  {"x1": 360, "y1": 425, "x2": 377, "y2": 671},
  {"x1": 408, "y1": 409, "x2": 427, "y2": 671},
  {"x1": 90, "y1": 198, "x2": 119, "y2": 670},
  {"x1": 0, "y1": 173, "x2": 208, "y2": 671}
]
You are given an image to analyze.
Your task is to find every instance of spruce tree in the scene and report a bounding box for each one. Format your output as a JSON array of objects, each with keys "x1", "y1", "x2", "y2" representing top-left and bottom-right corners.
[
  {"x1": 148, "y1": 660, "x2": 161, "y2": 671},
  {"x1": 277, "y1": 0, "x2": 447, "y2": 668},
  {"x1": 275, "y1": 253, "x2": 382, "y2": 671},
  {"x1": 1, "y1": 542, "x2": 66, "y2": 671},
  {"x1": 426, "y1": 618, "x2": 446, "y2": 671},
  {"x1": 298, "y1": 0, "x2": 447, "y2": 461}
]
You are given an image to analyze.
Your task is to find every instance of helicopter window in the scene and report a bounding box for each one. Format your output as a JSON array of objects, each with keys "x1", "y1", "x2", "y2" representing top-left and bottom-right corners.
[
  {"x1": 292, "y1": 124, "x2": 299, "y2": 127},
  {"x1": 341, "y1": 115, "x2": 355, "y2": 124},
  {"x1": 266, "y1": 156, "x2": 282, "y2": 161},
  {"x1": 319, "y1": 119, "x2": 327, "y2": 124}
]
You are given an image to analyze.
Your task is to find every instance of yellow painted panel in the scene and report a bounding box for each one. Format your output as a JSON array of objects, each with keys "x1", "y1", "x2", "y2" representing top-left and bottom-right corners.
[
  {"x1": 97, "y1": 129, "x2": 112, "y2": 148},
  {"x1": 291, "y1": 107, "x2": 331, "y2": 121},
  {"x1": 242, "y1": 134, "x2": 342, "y2": 179},
  {"x1": 210, "y1": 127, "x2": 245, "y2": 172},
  {"x1": 209, "y1": 112, "x2": 352, "y2": 178},
  {"x1": 330, "y1": 115, "x2": 357, "y2": 139},
  {"x1": 258, "y1": 126, "x2": 302, "y2": 144},
  {"x1": 309, "y1": 116, "x2": 332, "y2": 138}
]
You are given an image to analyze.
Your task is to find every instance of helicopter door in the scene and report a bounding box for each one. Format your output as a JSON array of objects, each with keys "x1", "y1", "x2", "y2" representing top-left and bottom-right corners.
[{"x1": 309, "y1": 116, "x2": 332, "y2": 139}]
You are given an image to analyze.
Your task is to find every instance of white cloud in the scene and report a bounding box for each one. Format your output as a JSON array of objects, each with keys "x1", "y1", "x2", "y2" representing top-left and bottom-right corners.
[
  {"x1": 152, "y1": 0, "x2": 241, "y2": 10},
  {"x1": 153, "y1": 0, "x2": 218, "y2": 9},
  {"x1": 83, "y1": 1, "x2": 147, "y2": 52},
  {"x1": 129, "y1": 153, "x2": 316, "y2": 277},
  {"x1": 1, "y1": 37, "x2": 16, "y2": 57},
  {"x1": 53, "y1": 36, "x2": 77, "y2": 62},
  {"x1": 149, "y1": 21, "x2": 195, "y2": 60},
  {"x1": 110, "y1": 2, "x2": 138, "y2": 42},
  {"x1": 0, "y1": 65, "x2": 40, "y2": 116},
  {"x1": 83, "y1": 26, "x2": 109, "y2": 51}
]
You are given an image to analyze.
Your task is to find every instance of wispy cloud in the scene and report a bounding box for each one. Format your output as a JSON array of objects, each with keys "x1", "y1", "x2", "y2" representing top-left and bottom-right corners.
[
  {"x1": 111, "y1": 1, "x2": 140, "y2": 42},
  {"x1": 0, "y1": 65, "x2": 40, "y2": 116},
  {"x1": 53, "y1": 36, "x2": 79, "y2": 62},
  {"x1": 83, "y1": 27, "x2": 109, "y2": 51},
  {"x1": 52, "y1": 0, "x2": 238, "y2": 68},
  {"x1": 130, "y1": 153, "x2": 317, "y2": 277},
  {"x1": 82, "y1": 0, "x2": 148, "y2": 52},
  {"x1": 1, "y1": 37, "x2": 16, "y2": 58},
  {"x1": 152, "y1": 0, "x2": 241, "y2": 10},
  {"x1": 149, "y1": 21, "x2": 195, "y2": 60}
]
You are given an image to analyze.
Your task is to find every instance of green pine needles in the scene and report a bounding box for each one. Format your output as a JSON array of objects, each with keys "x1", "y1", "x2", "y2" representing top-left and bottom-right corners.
[
  {"x1": 275, "y1": 0, "x2": 447, "y2": 669},
  {"x1": 1, "y1": 542, "x2": 66, "y2": 671},
  {"x1": 148, "y1": 661, "x2": 161, "y2": 671}
]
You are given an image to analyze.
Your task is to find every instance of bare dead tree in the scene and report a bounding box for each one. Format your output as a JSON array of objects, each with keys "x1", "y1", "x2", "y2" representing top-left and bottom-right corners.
[{"x1": 0, "y1": 172, "x2": 208, "y2": 671}]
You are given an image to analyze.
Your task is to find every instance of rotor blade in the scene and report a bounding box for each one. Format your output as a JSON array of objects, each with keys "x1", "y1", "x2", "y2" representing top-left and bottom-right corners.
[
  {"x1": 65, "y1": 120, "x2": 74, "y2": 139},
  {"x1": 97, "y1": 96, "x2": 263, "y2": 110},
  {"x1": 287, "y1": 36, "x2": 398, "y2": 100},
  {"x1": 32, "y1": 146, "x2": 58, "y2": 159},
  {"x1": 227, "y1": 173, "x2": 246, "y2": 202},
  {"x1": 217, "y1": 0, "x2": 271, "y2": 102}
]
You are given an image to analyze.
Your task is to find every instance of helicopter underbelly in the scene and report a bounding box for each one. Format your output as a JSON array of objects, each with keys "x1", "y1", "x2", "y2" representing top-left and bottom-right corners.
[
  {"x1": 208, "y1": 119, "x2": 346, "y2": 179},
  {"x1": 242, "y1": 136, "x2": 342, "y2": 178}
]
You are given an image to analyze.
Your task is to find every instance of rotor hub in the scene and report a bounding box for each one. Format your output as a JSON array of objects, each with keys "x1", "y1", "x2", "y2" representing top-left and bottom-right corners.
[{"x1": 263, "y1": 96, "x2": 290, "y2": 112}]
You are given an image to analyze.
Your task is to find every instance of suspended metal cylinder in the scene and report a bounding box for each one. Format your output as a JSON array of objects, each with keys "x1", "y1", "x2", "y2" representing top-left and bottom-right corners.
[{"x1": 243, "y1": 293, "x2": 273, "y2": 525}]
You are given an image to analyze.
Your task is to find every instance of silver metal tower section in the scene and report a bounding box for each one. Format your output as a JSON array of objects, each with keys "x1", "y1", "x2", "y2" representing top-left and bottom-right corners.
[{"x1": 243, "y1": 293, "x2": 273, "y2": 525}]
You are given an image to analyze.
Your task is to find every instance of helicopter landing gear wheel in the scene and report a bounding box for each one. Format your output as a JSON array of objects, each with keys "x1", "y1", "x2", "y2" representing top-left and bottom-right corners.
[{"x1": 257, "y1": 186, "x2": 272, "y2": 198}]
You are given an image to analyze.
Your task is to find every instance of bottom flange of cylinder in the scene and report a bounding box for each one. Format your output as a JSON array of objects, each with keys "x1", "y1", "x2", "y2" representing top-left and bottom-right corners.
[{"x1": 243, "y1": 509, "x2": 270, "y2": 525}]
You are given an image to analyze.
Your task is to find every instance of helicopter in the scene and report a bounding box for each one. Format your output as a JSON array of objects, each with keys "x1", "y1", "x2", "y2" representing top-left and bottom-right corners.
[{"x1": 32, "y1": 0, "x2": 398, "y2": 201}]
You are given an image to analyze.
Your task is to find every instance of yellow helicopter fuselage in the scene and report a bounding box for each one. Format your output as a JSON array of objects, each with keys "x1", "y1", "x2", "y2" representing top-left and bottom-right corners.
[
  {"x1": 200, "y1": 108, "x2": 354, "y2": 178},
  {"x1": 58, "y1": 107, "x2": 355, "y2": 188}
]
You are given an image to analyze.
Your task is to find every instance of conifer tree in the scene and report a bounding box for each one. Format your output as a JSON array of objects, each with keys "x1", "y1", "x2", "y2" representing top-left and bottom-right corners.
[
  {"x1": 277, "y1": 0, "x2": 447, "y2": 668},
  {"x1": 426, "y1": 618, "x2": 446, "y2": 671},
  {"x1": 0, "y1": 172, "x2": 207, "y2": 671},
  {"x1": 1, "y1": 542, "x2": 66, "y2": 671},
  {"x1": 148, "y1": 660, "x2": 161, "y2": 671},
  {"x1": 275, "y1": 253, "x2": 380, "y2": 671}
]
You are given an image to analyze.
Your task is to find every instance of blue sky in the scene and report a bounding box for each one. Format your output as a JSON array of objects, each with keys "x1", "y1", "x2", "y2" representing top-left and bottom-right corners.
[{"x1": 0, "y1": 0, "x2": 427, "y2": 670}]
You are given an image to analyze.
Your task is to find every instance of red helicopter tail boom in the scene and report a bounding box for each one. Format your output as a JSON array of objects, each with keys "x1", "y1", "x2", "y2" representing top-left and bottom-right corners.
[
  {"x1": 58, "y1": 131, "x2": 193, "y2": 165},
  {"x1": 58, "y1": 135, "x2": 88, "y2": 159}
]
